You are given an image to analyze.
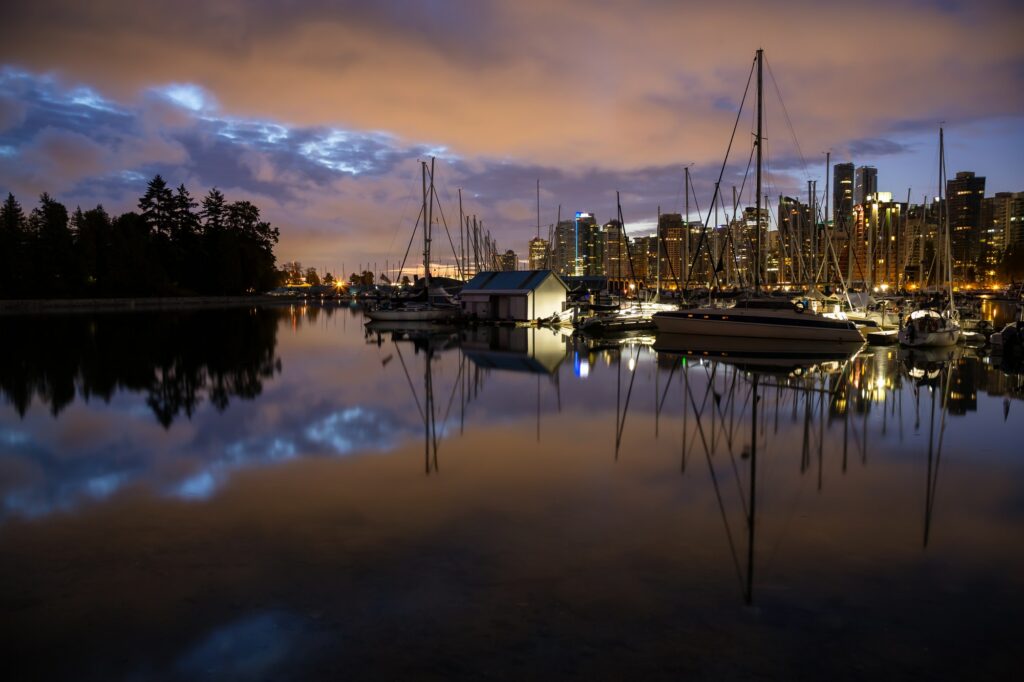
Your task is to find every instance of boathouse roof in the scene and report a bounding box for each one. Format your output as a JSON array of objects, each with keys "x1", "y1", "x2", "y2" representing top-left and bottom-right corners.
[{"x1": 462, "y1": 270, "x2": 567, "y2": 293}]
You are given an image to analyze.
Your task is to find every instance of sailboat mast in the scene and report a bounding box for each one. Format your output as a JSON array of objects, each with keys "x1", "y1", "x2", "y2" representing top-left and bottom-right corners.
[
  {"x1": 421, "y1": 161, "x2": 429, "y2": 288},
  {"x1": 824, "y1": 151, "x2": 830, "y2": 285},
  {"x1": 940, "y1": 128, "x2": 954, "y2": 313},
  {"x1": 458, "y1": 188, "x2": 465, "y2": 281},
  {"x1": 684, "y1": 166, "x2": 690, "y2": 290},
  {"x1": 536, "y1": 179, "x2": 541, "y2": 241},
  {"x1": 755, "y1": 48, "x2": 763, "y2": 294}
]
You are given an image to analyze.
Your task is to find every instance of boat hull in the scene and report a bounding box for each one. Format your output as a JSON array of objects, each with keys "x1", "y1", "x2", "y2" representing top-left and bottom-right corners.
[
  {"x1": 652, "y1": 309, "x2": 863, "y2": 342},
  {"x1": 363, "y1": 307, "x2": 460, "y2": 322},
  {"x1": 897, "y1": 326, "x2": 960, "y2": 348}
]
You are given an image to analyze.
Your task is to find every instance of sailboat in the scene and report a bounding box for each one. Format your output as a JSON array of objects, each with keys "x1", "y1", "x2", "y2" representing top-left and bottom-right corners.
[
  {"x1": 898, "y1": 129, "x2": 960, "y2": 348},
  {"x1": 365, "y1": 158, "x2": 462, "y2": 323},
  {"x1": 653, "y1": 49, "x2": 864, "y2": 346}
]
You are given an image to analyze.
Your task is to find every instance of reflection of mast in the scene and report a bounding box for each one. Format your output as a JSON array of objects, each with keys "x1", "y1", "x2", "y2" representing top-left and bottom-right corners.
[
  {"x1": 680, "y1": 359, "x2": 757, "y2": 604},
  {"x1": 923, "y1": 357, "x2": 953, "y2": 547},
  {"x1": 388, "y1": 332, "x2": 467, "y2": 476},
  {"x1": 746, "y1": 373, "x2": 758, "y2": 605},
  {"x1": 615, "y1": 345, "x2": 640, "y2": 460}
]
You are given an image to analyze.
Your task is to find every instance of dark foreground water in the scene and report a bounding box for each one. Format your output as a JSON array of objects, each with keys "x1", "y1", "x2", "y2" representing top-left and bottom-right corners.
[{"x1": 1, "y1": 304, "x2": 1021, "y2": 680}]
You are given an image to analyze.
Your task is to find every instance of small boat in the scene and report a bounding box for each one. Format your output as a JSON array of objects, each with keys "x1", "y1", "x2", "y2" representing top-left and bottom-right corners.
[
  {"x1": 897, "y1": 309, "x2": 960, "y2": 348},
  {"x1": 990, "y1": 320, "x2": 1022, "y2": 354},
  {"x1": 653, "y1": 297, "x2": 864, "y2": 343},
  {"x1": 866, "y1": 328, "x2": 900, "y2": 345}
]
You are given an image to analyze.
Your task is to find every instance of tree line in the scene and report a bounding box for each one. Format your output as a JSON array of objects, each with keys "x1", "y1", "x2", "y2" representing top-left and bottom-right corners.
[{"x1": 0, "y1": 175, "x2": 281, "y2": 298}]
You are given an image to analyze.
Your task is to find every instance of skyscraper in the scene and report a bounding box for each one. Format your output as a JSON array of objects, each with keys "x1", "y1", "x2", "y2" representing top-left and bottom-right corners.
[
  {"x1": 602, "y1": 220, "x2": 630, "y2": 279},
  {"x1": 498, "y1": 249, "x2": 518, "y2": 272},
  {"x1": 980, "y1": 190, "x2": 1023, "y2": 282},
  {"x1": 658, "y1": 213, "x2": 686, "y2": 287},
  {"x1": 552, "y1": 220, "x2": 576, "y2": 276},
  {"x1": 946, "y1": 171, "x2": 985, "y2": 283},
  {"x1": 574, "y1": 212, "x2": 604, "y2": 276},
  {"x1": 833, "y1": 162, "x2": 854, "y2": 223},
  {"x1": 855, "y1": 166, "x2": 877, "y2": 207},
  {"x1": 528, "y1": 236, "x2": 549, "y2": 270},
  {"x1": 989, "y1": 191, "x2": 1024, "y2": 249}
]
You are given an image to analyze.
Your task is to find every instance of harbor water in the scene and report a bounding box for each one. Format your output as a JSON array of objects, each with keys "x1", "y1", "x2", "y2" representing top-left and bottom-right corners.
[{"x1": 1, "y1": 304, "x2": 1021, "y2": 680}]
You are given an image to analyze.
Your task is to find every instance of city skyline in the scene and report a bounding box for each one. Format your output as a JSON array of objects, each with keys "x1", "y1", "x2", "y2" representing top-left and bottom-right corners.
[{"x1": 1, "y1": 0, "x2": 1022, "y2": 273}]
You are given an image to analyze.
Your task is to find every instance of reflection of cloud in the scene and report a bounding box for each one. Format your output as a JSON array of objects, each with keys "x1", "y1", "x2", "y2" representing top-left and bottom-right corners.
[
  {"x1": 305, "y1": 406, "x2": 399, "y2": 455},
  {"x1": 0, "y1": 395, "x2": 419, "y2": 516},
  {"x1": 176, "y1": 612, "x2": 298, "y2": 679}
]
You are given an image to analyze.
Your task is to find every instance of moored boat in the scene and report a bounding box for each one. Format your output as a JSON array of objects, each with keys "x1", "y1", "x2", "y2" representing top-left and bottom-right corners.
[
  {"x1": 653, "y1": 297, "x2": 864, "y2": 342},
  {"x1": 897, "y1": 308, "x2": 960, "y2": 347}
]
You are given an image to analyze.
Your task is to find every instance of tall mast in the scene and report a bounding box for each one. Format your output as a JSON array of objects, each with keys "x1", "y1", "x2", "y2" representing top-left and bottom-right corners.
[
  {"x1": 536, "y1": 179, "x2": 541, "y2": 240},
  {"x1": 655, "y1": 205, "x2": 661, "y2": 301},
  {"x1": 421, "y1": 160, "x2": 429, "y2": 289},
  {"x1": 824, "y1": 152, "x2": 830, "y2": 284},
  {"x1": 755, "y1": 48, "x2": 763, "y2": 294},
  {"x1": 458, "y1": 188, "x2": 465, "y2": 281},
  {"x1": 684, "y1": 166, "x2": 690, "y2": 290},
  {"x1": 940, "y1": 128, "x2": 954, "y2": 312}
]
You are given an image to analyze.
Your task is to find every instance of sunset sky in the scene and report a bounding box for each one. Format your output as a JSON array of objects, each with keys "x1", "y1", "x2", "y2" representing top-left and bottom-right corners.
[{"x1": 1, "y1": 0, "x2": 1022, "y2": 275}]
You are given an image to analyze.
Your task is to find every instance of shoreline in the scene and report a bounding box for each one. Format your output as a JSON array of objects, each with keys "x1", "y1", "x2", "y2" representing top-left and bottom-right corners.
[{"x1": 0, "y1": 295, "x2": 322, "y2": 315}]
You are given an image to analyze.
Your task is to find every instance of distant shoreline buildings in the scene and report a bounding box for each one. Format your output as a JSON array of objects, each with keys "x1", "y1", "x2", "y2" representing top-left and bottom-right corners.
[{"x1": 515, "y1": 165, "x2": 1024, "y2": 290}]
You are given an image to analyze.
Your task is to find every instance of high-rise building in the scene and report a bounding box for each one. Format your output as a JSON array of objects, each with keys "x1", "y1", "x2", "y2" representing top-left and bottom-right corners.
[
  {"x1": 552, "y1": 220, "x2": 576, "y2": 276},
  {"x1": 855, "y1": 166, "x2": 878, "y2": 207},
  {"x1": 575, "y1": 212, "x2": 604, "y2": 276},
  {"x1": 903, "y1": 202, "x2": 940, "y2": 287},
  {"x1": 498, "y1": 249, "x2": 517, "y2": 272},
  {"x1": 777, "y1": 196, "x2": 813, "y2": 284},
  {"x1": 631, "y1": 235, "x2": 657, "y2": 283},
  {"x1": 850, "y1": 192, "x2": 905, "y2": 287},
  {"x1": 602, "y1": 220, "x2": 631, "y2": 279},
  {"x1": 743, "y1": 206, "x2": 769, "y2": 286},
  {"x1": 981, "y1": 191, "x2": 1024, "y2": 279},
  {"x1": 658, "y1": 213, "x2": 686, "y2": 287},
  {"x1": 990, "y1": 191, "x2": 1024, "y2": 249},
  {"x1": 946, "y1": 171, "x2": 985, "y2": 283},
  {"x1": 528, "y1": 237, "x2": 549, "y2": 270},
  {"x1": 833, "y1": 162, "x2": 855, "y2": 225}
]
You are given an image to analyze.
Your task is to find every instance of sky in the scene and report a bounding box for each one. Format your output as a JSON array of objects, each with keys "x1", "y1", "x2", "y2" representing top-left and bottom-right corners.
[{"x1": 1, "y1": 0, "x2": 1022, "y2": 275}]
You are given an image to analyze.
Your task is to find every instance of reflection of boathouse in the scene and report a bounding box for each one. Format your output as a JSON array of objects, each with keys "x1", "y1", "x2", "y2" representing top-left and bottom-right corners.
[
  {"x1": 462, "y1": 326, "x2": 568, "y2": 374},
  {"x1": 460, "y1": 270, "x2": 568, "y2": 322}
]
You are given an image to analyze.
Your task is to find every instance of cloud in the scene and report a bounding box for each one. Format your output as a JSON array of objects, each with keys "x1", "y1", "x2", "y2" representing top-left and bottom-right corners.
[
  {"x1": 0, "y1": 1, "x2": 1022, "y2": 267},
  {"x1": 0, "y1": 93, "x2": 27, "y2": 131},
  {"x1": 848, "y1": 138, "x2": 913, "y2": 157},
  {"x1": 1, "y1": 1, "x2": 1021, "y2": 169}
]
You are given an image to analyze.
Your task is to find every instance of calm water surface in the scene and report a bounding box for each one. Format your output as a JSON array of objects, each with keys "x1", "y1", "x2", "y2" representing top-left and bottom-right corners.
[{"x1": 1, "y1": 304, "x2": 1022, "y2": 680}]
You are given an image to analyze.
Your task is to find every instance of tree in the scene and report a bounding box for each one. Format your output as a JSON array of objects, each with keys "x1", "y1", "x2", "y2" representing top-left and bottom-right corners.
[
  {"x1": 305, "y1": 268, "x2": 321, "y2": 286},
  {"x1": 323, "y1": 272, "x2": 335, "y2": 286},
  {"x1": 29, "y1": 193, "x2": 74, "y2": 295},
  {"x1": 75, "y1": 205, "x2": 112, "y2": 291},
  {"x1": 0, "y1": 180, "x2": 281, "y2": 298},
  {"x1": 138, "y1": 175, "x2": 174, "y2": 237},
  {"x1": 0, "y1": 193, "x2": 28, "y2": 296},
  {"x1": 200, "y1": 188, "x2": 226, "y2": 233}
]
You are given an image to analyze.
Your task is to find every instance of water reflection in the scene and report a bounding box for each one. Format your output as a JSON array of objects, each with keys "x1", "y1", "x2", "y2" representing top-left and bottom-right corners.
[
  {"x1": 0, "y1": 308, "x2": 281, "y2": 427},
  {"x1": 1, "y1": 306, "x2": 1022, "y2": 678}
]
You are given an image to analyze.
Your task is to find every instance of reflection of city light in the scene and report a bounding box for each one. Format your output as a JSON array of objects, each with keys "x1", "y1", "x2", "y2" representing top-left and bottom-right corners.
[
  {"x1": 580, "y1": 360, "x2": 590, "y2": 378},
  {"x1": 628, "y1": 356, "x2": 636, "y2": 372}
]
